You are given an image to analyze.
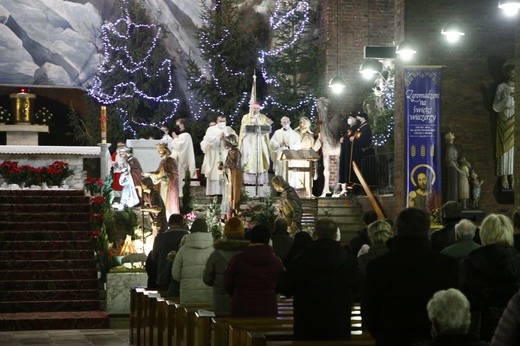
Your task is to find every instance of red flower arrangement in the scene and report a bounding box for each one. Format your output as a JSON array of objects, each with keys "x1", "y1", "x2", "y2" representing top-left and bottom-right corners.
[{"x1": 0, "y1": 160, "x2": 73, "y2": 186}]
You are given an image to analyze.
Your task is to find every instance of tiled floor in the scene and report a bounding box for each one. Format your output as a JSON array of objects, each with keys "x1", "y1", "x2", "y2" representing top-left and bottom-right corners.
[
  {"x1": 0, "y1": 329, "x2": 130, "y2": 345},
  {"x1": 0, "y1": 318, "x2": 130, "y2": 345}
]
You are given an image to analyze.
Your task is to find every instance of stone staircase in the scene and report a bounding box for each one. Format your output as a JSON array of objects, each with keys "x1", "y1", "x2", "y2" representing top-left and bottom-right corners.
[{"x1": 0, "y1": 190, "x2": 109, "y2": 331}]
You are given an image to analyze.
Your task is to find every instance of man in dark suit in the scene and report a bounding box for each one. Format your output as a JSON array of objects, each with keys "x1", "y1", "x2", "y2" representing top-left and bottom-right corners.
[
  {"x1": 362, "y1": 207, "x2": 459, "y2": 346},
  {"x1": 151, "y1": 214, "x2": 188, "y2": 292},
  {"x1": 279, "y1": 218, "x2": 361, "y2": 341}
]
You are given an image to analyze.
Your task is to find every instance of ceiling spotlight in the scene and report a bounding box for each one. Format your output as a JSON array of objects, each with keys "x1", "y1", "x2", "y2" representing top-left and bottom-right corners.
[
  {"x1": 499, "y1": 0, "x2": 520, "y2": 16},
  {"x1": 329, "y1": 76, "x2": 346, "y2": 94},
  {"x1": 441, "y1": 21, "x2": 465, "y2": 43},
  {"x1": 396, "y1": 40, "x2": 417, "y2": 61},
  {"x1": 359, "y1": 60, "x2": 383, "y2": 79}
]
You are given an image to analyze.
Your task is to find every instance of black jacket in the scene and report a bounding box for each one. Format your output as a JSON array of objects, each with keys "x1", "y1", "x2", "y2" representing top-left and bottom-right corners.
[
  {"x1": 460, "y1": 244, "x2": 520, "y2": 341},
  {"x1": 151, "y1": 227, "x2": 188, "y2": 289},
  {"x1": 362, "y1": 236, "x2": 459, "y2": 346},
  {"x1": 278, "y1": 238, "x2": 360, "y2": 341}
]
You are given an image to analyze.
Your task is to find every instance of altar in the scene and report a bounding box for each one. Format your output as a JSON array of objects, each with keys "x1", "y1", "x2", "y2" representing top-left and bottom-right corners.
[{"x1": 126, "y1": 139, "x2": 165, "y2": 172}]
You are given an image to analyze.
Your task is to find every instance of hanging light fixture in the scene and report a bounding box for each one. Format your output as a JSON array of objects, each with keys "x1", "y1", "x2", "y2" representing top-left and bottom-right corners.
[
  {"x1": 328, "y1": 0, "x2": 346, "y2": 94},
  {"x1": 441, "y1": 20, "x2": 465, "y2": 43},
  {"x1": 359, "y1": 59, "x2": 383, "y2": 79},
  {"x1": 499, "y1": 0, "x2": 520, "y2": 16},
  {"x1": 395, "y1": 40, "x2": 417, "y2": 61}
]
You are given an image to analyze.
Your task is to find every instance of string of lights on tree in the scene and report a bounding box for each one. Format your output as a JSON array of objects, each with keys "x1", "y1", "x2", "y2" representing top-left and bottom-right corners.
[
  {"x1": 187, "y1": 0, "x2": 318, "y2": 125},
  {"x1": 87, "y1": 0, "x2": 178, "y2": 136},
  {"x1": 372, "y1": 72, "x2": 395, "y2": 147}
]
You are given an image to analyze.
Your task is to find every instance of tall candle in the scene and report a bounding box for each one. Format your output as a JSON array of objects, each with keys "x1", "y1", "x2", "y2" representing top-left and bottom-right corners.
[{"x1": 100, "y1": 106, "x2": 107, "y2": 144}]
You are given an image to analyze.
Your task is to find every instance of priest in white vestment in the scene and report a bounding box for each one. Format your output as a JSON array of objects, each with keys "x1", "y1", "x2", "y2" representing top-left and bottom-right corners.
[
  {"x1": 270, "y1": 117, "x2": 302, "y2": 184},
  {"x1": 200, "y1": 116, "x2": 237, "y2": 195},
  {"x1": 238, "y1": 102, "x2": 271, "y2": 185},
  {"x1": 171, "y1": 118, "x2": 197, "y2": 197}
]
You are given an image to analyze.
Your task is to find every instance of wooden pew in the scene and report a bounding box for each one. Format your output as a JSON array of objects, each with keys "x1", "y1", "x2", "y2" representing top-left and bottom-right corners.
[
  {"x1": 130, "y1": 286, "x2": 147, "y2": 345},
  {"x1": 246, "y1": 331, "x2": 375, "y2": 346},
  {"x1": 211, "y1": 317, "x2": 294, "y2": 346},
  {"x1": 229, "y1": 322, "x2": 293, "y2": 345},
  {"x1": 174, "y1": 303, "x2": 212, "y2": 346},
  {"x1": 265, "y1": 341, "x2": 375, "y2": 346}
]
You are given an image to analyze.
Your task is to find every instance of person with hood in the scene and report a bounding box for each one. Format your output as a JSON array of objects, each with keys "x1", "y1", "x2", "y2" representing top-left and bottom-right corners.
[
  {"x1": 224, "y1": 224, "x2": 284, "y2": 317},
  {"x1": 271, "y1": 175, "x2": 303, "y2": 231},
  {"x1": 430, "y1": 201, "x2": 463, "y2": 252},
  {"x1": 460, "y1": 213, "x2": 520, "y2": 341},
  {"x1": 270, "y1": 217, "x2": 294, "y2": 263},
  {"x1": 172, "y1": 218, "x2": 214, "y2": 304},
  {"x1": 203, "y1": 217, "x2": 249, "y2": 316},
  {"x1": 278, "y1": 218, "x2": 360, "y2": 341},
  {"x1": 283, "y1": 230, "x2": 313, "y2": 268}
]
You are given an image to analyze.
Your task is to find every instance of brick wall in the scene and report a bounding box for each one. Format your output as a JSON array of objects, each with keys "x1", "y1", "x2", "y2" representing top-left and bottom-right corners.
[{"x1": 324, "y1": 0, "x2": 517, "y2": 219}]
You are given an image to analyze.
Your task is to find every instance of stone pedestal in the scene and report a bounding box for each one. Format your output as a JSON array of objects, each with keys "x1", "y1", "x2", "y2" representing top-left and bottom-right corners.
[
  {"x1": 107, "y1": 271, "x2": 148, "y2": 315},
  {"x1": 0, "y1": 124, "x2": 48, "y2": 145}
]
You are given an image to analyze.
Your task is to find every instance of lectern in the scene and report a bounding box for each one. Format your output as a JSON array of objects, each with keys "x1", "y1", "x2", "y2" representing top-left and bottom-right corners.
[
  {"x1": 281, "y1": 149, "x2": 320, "y2": 197},
  {"x1": 245, "y1": 124, "x2": 271, "y2": 196}
]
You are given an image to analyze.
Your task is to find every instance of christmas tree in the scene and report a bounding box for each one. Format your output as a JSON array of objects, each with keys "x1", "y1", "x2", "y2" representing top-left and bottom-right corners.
[{"x1": 88, "y1": 0, "x2": 179, "y2": 139}]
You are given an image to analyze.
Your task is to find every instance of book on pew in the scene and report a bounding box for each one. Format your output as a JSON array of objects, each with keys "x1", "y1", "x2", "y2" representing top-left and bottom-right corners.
[{"x1": 197, "y1": 309, "x2": 216, "y2": 317}]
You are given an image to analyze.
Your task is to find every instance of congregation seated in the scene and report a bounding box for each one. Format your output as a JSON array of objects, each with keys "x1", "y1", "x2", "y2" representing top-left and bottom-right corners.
[
  {"x1": 271, "y1": 217, "x2": 294, "y2": 263},
  {"x1": 412, "y1": 288, "x2": 489, "y2": 346},
  {"x1": 362, "y1": 207, "x2": 459, "y2": 346},
  {"x1": 172, "y1": 218, "x2": 214, "y2": 304},
  {"x1": 203, "y1": 217, "x2": 249, "y2": 316},
  {"x1": 279, "y1": 218, "x2": 360, "y2": 341},
  {"x1": 441, "y1": 219, "x2": 481, "y2": 262},
  {"x1": 224, "y1": 224, "x2": 284, "y2": 317},
  {"x1": 460, "y1": 213, "x2": 520, "y2": 341},
  {"x1": 357, "y1": 219, "x2": 393, "y2": 276},
  {"x1": 430, "y1": 201, "x2": 462, "y2": 252}
]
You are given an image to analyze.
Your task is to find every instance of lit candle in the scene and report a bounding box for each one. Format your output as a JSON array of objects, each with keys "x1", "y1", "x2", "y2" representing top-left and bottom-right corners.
[{"x1": 100, "y1": 106, "x2": 107, "y2": 144}]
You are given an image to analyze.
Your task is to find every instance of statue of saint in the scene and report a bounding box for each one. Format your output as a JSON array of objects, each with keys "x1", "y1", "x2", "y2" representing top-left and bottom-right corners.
[{"x1": 493, "y1": 63, "x2": 515, "y2": 190}]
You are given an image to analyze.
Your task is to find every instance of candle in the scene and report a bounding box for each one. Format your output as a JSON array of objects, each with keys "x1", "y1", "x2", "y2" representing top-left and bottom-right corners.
[{"x1": 100, "y1": 106, "x2": 107, "y2": 144}]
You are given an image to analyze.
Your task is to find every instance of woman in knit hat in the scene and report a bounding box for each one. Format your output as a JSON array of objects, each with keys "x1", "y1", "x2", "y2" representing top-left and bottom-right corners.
[{"x1": 203, "y1": 217, "x2": 249, "y2": 315}]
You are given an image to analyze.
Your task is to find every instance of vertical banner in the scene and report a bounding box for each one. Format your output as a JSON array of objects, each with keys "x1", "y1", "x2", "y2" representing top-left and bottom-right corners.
[{"x1": 405, "y1": 67, "x2": 442, "y2": 223}]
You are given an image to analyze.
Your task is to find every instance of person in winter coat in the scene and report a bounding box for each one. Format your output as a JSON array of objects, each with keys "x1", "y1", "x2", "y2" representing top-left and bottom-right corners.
[
  {"x1": 349, "y1": 209, "x2": 378, "y2": 258},
  {"x1": 203, "y1": 217, "x2": 249, "y2": 316},
  {"x1": 357, "y1": 219, "x2": 393, "y2": 276},
  {"x1": 172, "y1": 218, "x2": 214, "y2": 304},
  {"x1": 492, "y1": 289, "x2": 520, "y2": 345},
  {"x1": 460, "y1": 213, "x2": 520, "y2": 341},
  {"x1": 224, "y1": 224, "x2": 284, "y2": 317},
  {"x1": 270, "y1": 217, "x2": 294, "y2": 263},
  {"x1": 278, "y1": 218, "x2": 361, "y2": 341},
  {"x1": 362, "y1": 207, "x2": 459, "y2": 346},
  {"x1": 283, "y1": 231, "x2": 313, "y2": 268},
  {"x1": 151, "y1": 214, "x2": 188, "y2": 292}
]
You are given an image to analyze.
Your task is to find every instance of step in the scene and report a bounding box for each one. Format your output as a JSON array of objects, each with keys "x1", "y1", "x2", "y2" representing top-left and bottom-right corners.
[
  {"x1": 0, "y1": 249, "x2": 93, "y2": 260},
  {"x1": 0, "y1": 240, "x2": 92, "y2": 251},
  {"x1": 0, "y1": 203, "x2": 91, "y2": 213},
  {"x1": 0, "y1": 269, "x2": 97, "y2": 281},
  {"x1": 0, "y1": 311, "x2": 109, "y2": 331},
  {"x1": 0, "y1": 299, "x2": 102, "y2": 312},
  {"x1": 1, "y1": 289, "x2": 100, "y2": 302},
  {"x1": 0, "y1": 221, "x2": 91, "y2": 231},
  {"x1": 0, "y1": 278, "x2": 99, "y2": 291},
  {"x1": 0, "y1": 231, "x2": 91, "y2": 241},
  {"x1": 0, "y1": 190, "x2": 86, "y2": 198},
  {"x1": 0, "y1": 212, "x2": 90, "y2": 222},
  {"x1": 0, "y1": 259, "x2": 97, "y2": 270}
]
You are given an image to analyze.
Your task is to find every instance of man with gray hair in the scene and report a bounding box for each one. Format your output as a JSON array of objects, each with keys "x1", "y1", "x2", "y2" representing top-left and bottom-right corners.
[
  {"x1": 414, "y1": 288, "x2": 488, "y2": 345},
  {"x1": 441, "y1": 219, "x2": 481, "y2": 261}
]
